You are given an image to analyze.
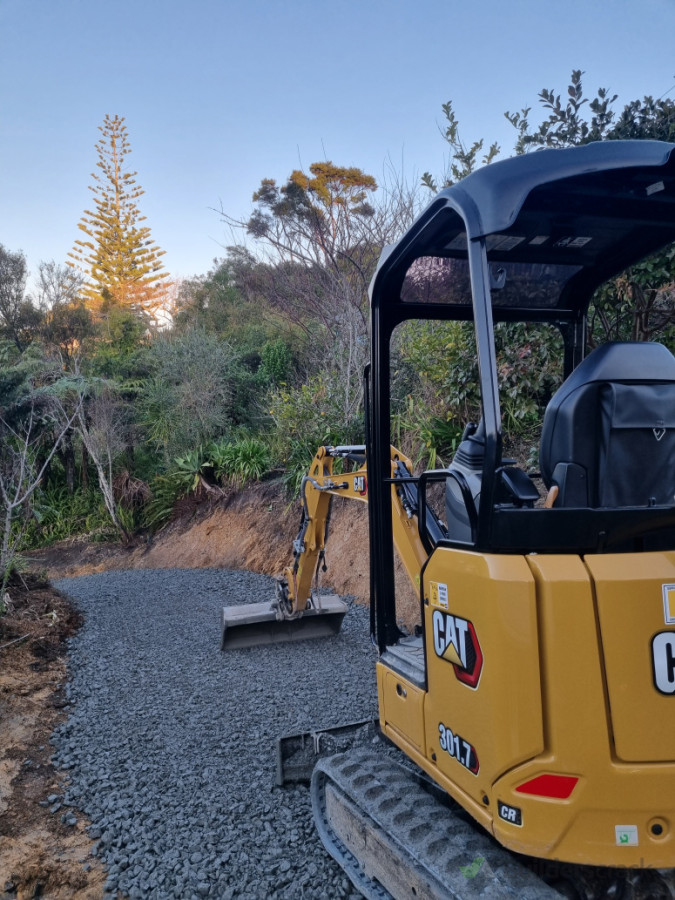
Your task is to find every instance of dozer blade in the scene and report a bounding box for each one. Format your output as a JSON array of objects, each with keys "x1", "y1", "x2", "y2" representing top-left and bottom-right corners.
[
  {"x1": 276, "y1": 719, "x2": 378, "y2": 786},
  {"x1": 220, "y1": 594, "x2": 347, "y2": 651}
]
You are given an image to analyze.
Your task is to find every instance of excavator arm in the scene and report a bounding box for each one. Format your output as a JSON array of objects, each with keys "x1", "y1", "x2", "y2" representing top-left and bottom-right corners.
[
  {"x1": 275, "y1": 444, "x2": 430, "y2": 618},
  {"x1": 220, "y1": 442, "x2": 435, "y2": 649}
]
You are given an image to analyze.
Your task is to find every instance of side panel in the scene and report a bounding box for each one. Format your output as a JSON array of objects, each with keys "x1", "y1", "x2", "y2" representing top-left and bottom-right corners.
[
  {"x1": 585, "y1": 551, "x2": 675, "y2": 762},
  {"x1": 422, "y1": 549, "x2": 543, "y2": 806},
  {"x1": 377, "y1": 666, "x2": 426, "y2": 755},
  {"x1": 494, "y1": 554, "x2": 675, "y2": 865},
  {"x1": 493, "y1": 555, "x2": 610, "y2": 857}
]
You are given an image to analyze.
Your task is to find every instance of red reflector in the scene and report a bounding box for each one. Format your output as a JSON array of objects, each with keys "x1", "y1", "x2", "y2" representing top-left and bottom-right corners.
[{"x1": 515, "y1": 774, "x2": 578, "y2": 799}]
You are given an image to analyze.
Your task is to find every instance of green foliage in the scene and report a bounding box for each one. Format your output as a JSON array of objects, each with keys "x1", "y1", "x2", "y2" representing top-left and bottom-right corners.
[
  {"x1": 23, "y1": 484, "x2": 112, "y2": 547},
  {"x1": 115, "y1": 502, "x2": 137, "y2": 538},
  {"x1": 394, "y1": 320, "x2": 563, "y2": 465},
  {"x1": 173, "y1": 448, "x2": 206, "y2": 493},
  {"x1": 142, "y1": 448, "x2": 206, "y2": 531},
  {"x1": 249, "y1": 163, "x2": 377, "y2": 243},
  {"x1": 260, "y1": 339, "x2": 292, "y2": 385},
  {"x1": 422, "y1": 101, "x2": 501, "y2": 191},
  {"x1": 590, "y1": 245, "x2": 675, "y2": 348},
  {"x1": 268, "y1": 372, "x2": 363, "y2": 493},
  {"x1": 143, "y1": 472, "x2": 188, "y2": 531},
  {"x1": 0, "y1": 244, "x2": 43, "y2": 353},
  {"x1": 143, "y1": 437, "x2": 271, "y2": 530},
  {"x1": 505, "y1": 69, "x2": 675, "y2": 152},
  {"x1": 140, "y1": 329, "x2": 241, "y2": 461},
  {"x1": 391, "y1": 396, "x2": 463, "y2": 470},
  {"x1": 205, "y1": 436, "x2": 271, "y2": 487}
]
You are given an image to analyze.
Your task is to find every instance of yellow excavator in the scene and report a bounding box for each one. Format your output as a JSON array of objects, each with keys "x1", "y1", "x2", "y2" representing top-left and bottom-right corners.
[{"x1": 222, "y1": 140, "x2": 675, "y2": 898}]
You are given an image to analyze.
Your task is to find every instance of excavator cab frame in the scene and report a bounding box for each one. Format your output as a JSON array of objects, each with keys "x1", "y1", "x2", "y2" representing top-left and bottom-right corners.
[{"x1": 367, "y1": 139, "x2": 675, "y2": 654}]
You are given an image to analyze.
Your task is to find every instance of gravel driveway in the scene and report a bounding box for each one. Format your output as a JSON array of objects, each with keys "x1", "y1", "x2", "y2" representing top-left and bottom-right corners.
[{"x1": 53, "y1": 569, "x2": 378, "y2": 899}]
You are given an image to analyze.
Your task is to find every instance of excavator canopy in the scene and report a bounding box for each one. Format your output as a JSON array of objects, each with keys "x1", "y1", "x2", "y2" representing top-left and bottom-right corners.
[
  {"x1": 370, "y1": 139, "x2": 675, "y2": 322},
  {"x1": 367, "y1": 140, "x2": 675, "y2": 650}
]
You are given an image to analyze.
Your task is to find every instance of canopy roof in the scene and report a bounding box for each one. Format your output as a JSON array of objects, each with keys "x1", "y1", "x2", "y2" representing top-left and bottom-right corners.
[{"x1": 371, "y1": 140, "x2": 675, "y2": 321}]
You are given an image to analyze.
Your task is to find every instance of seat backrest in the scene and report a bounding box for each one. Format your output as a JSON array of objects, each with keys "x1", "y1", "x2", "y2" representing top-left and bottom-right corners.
[{"x1": 540, "y1": 342, "x2": 675, "y2": 508}]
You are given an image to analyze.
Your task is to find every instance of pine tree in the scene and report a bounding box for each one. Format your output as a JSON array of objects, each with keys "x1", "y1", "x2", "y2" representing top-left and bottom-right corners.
[{"x1": 68, "y1": 114, "x2": 168, "y2": 320}]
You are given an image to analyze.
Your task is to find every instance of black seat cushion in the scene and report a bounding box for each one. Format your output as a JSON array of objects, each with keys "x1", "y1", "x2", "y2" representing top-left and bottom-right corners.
[{"x1": 540, "y1": 342, "x2": 675, "y2": 508}]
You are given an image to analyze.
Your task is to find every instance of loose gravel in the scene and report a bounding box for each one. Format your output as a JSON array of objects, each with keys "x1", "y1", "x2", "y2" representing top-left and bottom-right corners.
[{"x1": 52, "y1": 569, "x2": 379, "y2": 899}]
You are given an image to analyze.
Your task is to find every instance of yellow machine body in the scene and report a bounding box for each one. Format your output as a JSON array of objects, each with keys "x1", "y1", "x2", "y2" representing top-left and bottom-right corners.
[{"x1": 377, "y1": 546, "x2": 675, "y2": 866}]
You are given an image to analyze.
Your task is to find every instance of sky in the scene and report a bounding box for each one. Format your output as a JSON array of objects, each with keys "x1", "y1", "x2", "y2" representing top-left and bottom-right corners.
[{"x1": 1, "y1": 0, "x2": 675, "y2": 289}]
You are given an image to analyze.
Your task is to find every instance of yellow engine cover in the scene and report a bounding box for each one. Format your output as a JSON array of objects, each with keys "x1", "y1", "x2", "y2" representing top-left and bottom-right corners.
[{"x1": 377, "y1": 547, "x2": 675, "y2": 867}]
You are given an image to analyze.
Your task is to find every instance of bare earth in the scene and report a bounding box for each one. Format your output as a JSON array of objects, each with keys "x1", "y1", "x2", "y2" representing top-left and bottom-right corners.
[
  {"x1": 0, "y1": 575, "x2": 106, "y2": 899},
  {"x1": 29, "y1": 479, "x2": 419, "y2": 625}
]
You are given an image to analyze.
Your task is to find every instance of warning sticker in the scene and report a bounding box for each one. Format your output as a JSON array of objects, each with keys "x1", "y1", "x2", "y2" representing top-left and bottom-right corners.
[
  {"x1": 429, "y1": 581, "x2": 449, "y2": 610},
  {"x1": 554, "y1": 236, "x2": 592, "y2": 249},
  {"x1": 663, "y1": 584, "x2": 675, "y2": 624},
  {"x1": 486, "y1": 235, "x2": 525, "y2": 252}
]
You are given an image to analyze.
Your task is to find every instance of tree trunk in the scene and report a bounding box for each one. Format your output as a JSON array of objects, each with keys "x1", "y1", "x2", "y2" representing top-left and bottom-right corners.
[
  {"x1": 64, "y1": 429, "x2": 75, "y2": 495},
  {"x1": 81, "y1": 443, "x2": 89, "y2": 490}
]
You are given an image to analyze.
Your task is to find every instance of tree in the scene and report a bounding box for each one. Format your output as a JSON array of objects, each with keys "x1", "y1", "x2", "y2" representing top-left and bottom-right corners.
[
  {"x1": 222, "y1": 162, "x2": 420, "y2": 422},
  {"x1": 140, "y1": 328, "x2": 240, "y2": 463},
  {"x1": 504, "y1": 71, "x2": 675, "y2": 347},
  {"x1": 0, "y1": 390, "x2": 81, "y2": 586},
  {"x1": 422, "y1": 101, "x2": 500, "y2": 191},
  {"x1": 68, "y1": 114, "x2": 168, "y2": 321},
  {"x1": 0, "y1": 245, "x2": 42, "y2": 353},
  {"x1": 32, "y1": 261, "x2": 94, "y2": 363},
  {"x1": 505, "y1": 69, "x2": 675, "y2": 151}
]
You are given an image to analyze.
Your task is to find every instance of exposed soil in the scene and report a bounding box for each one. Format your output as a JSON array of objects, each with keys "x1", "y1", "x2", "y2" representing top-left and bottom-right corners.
[
  {"x1": 29, "y1": 479, "x2": 420, "y2": 628},
  {"x1": 0, "y1": 572, "x2": 106, "y2": 899}
]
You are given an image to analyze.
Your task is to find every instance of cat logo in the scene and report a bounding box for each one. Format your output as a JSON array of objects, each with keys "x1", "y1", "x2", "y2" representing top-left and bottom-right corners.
[
  {"x1": 353, "y1": 475, "x2": 367, "y2": 495},
  {"x1": 432, "y1": 609, "x2": 483, "y2": 688}
]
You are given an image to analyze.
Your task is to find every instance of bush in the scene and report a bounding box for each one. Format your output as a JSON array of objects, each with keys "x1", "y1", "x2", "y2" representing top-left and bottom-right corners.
[
  {"x1": 206, "y1": 436, "x2": 271, "y2": 488},
  {"x1": 143, "y1": 437, "x2": 272, "y2": 531},
  {"x1": 259, "y1": 339, "x2": 292, "y2": 385},
  {"x1": 394, "y1": 319, "x2": 563, "y2": 467},
  {"x1": 23, "y1": 485, "x2": 113, "y2": 546},
  {"x1": 267, "y1": 372, "x2": 363, "y2": 494},
  {"x1": 140, "y1": 329, "x2": 239, "y2": 462}
]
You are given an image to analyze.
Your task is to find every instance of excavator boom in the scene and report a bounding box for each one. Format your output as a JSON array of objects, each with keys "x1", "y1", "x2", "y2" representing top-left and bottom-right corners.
[{"x1": 220, "y1": 443, "x2": 426, "y2": 650}]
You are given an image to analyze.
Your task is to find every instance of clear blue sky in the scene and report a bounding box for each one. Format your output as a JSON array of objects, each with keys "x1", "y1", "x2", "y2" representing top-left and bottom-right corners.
[{"x1": 1, "y1": 0, "x2": 674, "y2": 287}]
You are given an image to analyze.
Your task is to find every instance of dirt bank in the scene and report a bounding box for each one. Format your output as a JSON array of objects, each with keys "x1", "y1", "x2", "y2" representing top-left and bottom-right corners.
[
  {"x1": 0, "y1": 574, "x2": 105, "y2": 899},
  {"x1": 30, "y1": 479, "x2": 419, "y2": 628}
]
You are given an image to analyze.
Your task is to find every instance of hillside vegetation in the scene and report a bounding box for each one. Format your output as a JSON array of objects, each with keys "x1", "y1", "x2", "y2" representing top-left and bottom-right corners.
[{"x1": 1, "y1": 73, "x2": 674, "y2": 585}]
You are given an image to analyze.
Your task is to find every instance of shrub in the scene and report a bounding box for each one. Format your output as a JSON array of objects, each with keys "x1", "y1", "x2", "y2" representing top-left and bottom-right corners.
[
  {"x1": 23, "y1": 485, "x2": 113, "y2": 547},
  {"x1": 206, "y1": 436, "x2": 270, "y2": 488},
  {"x1": 267, "y1": 372, "x2": 363, "y2": 494}
]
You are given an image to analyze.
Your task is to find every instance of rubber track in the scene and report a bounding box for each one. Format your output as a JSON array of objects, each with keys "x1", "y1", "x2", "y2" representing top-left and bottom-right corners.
[{"x1": 311, "y1": 747, "x2": 562, "y2": 900}]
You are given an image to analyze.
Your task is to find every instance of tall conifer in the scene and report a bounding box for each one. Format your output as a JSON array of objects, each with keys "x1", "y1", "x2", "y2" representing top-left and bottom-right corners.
[{"x1": 68, "y1": 114, "x2": 167, "y2": 318}]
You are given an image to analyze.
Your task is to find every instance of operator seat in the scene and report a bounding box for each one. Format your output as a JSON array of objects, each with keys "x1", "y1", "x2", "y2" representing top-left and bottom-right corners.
[{"x1": 540, "y1": 342, "x2": 675, "y2": 508}]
